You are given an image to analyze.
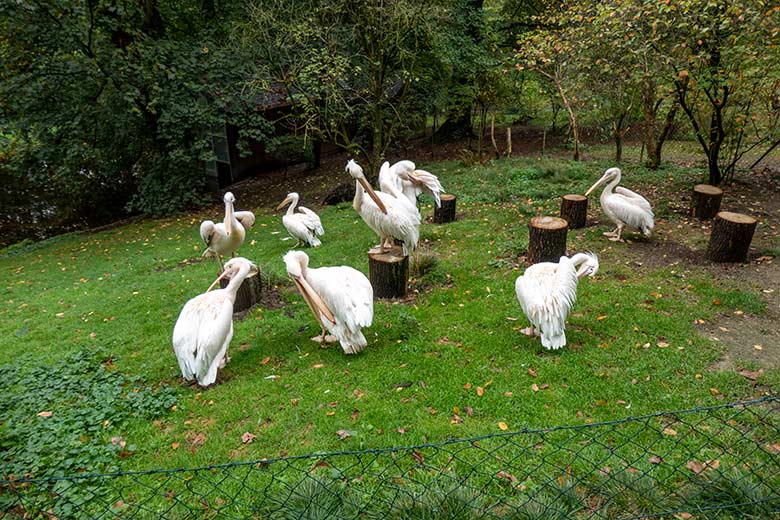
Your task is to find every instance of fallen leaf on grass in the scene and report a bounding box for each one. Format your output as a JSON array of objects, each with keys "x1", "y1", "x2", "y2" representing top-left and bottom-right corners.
[
  {"x1": 648, "y1": 456, "x2": 663, "y2": 464},
  {"x1": 259, "y1": 357, "x2": 270, "y2": 364},
  {"x1": 674, "y1": 513, "x2": 693, "y2": 519},
  {"x1": 496, "y1": 470, "x2": 518, "y2": 483},
  {"x1": 527, "y1": 368, "x2": 538, "y2": 377},
  {"x1": 531, "y1": 383, "x2": 539, "y2": 392},
  {"x1": 37, "y1": 411, "x2": 53, "y2": 418},
  {"x1": 476, "y1": 386, "x2": 484, "y2": 396},
  {"x1": 662, "y1": 428, "x2": 677, "y2": 436},
  {"x1": 498, "y1": 422, "x2": 508, "y2": 430},
  {"x1": 737, "y1": 368, "x2": 764, "y2": 381},
  {"x1": 336, "y1": 429, "x2": 356, "y2": 440},
  {"x1": 596, "y1": 315, "x2": 607, "y2": 321},
  {"x1": 241, "y1": 432, "x2": 256, "y2": 444},
  {"x1": 687, "y1": 459, "x2": 720, "y2": 474}
]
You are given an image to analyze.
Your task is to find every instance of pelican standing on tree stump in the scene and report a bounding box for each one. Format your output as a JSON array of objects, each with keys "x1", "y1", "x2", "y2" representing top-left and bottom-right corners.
[
  {"x1": 200, "y1": 192, "x2": 255, "y2": 270},
  {"x1": 515, "y1": 252, "x2": 599, "y2": 350},
  {"x1": 277, "y1": 192, "x2": 324, "y2": 247},
  {"x1": 345, "y1": 159, "x2": 420, "y2": 255},
  {"x1": 283, "y1": 251, "x2": 374, "y2": 354},
  {"x1": 172, "y1": 257, "x2": 259, "y2": 387},
  {"x1": 585, "y1": 167, "x2": 654, "y2": 242},
  {"x1": 378, "y1": 160, "x2": 444, "y2": 216}
]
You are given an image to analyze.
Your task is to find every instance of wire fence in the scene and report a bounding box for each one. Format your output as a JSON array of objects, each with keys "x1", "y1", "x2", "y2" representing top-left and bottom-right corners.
[{"x1": 2, "y1": 397, "x2": 779, "y2": 519}]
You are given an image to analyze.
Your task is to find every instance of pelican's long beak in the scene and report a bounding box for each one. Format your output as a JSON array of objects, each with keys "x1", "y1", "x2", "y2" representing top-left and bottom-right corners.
[
  {"x1": 292, "y1": 275, "x2": 337, "y2": 325},
  {"x1": 246, "y1": 263, "x2": 260, "y2": 278},
  {"x1": 357, "y1": 177, "x2": 388, "y2": 214},
  {"x1": 276, "y1": 196, "x2": 292, "y2": 211},
  {"x1": 585, "y1": 173, "x2": 609, "y2": 196},
  {"x1": 206, "y1": 269, "x2": 232, "y2": 292}
]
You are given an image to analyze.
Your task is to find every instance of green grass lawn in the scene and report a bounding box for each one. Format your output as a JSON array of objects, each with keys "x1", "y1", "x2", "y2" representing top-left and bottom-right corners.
[{"x1": 0, "y1": 156, "x2": 774, "y2": 481}]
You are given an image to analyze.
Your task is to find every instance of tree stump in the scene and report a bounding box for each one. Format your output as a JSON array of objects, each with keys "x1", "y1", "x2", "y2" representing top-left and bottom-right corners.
[
  {"x1": 690, "y1": 184, "x2": 723, "y2": 220},
  {"x1": 527, "y1": 216, "x2": 568, "y2": 264},
  {"x1": 368, "y1": 245, "x2": 408, "y2": 299},
  {"x1": 433, "y1": 194, "x2": 457, "y2": 224},
  {"x1": 706, "y1": 212, "x2": 757, "y2": 263},
  {"x1": 219, "y1": 273, "x2": 262, "y2": 313},
  {"x1": 559, "y1": 194, "x2": 588, "y2": 229}
]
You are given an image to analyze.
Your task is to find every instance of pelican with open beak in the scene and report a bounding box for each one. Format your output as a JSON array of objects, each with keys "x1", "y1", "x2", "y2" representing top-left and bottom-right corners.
[
  {"x1": 345, "y1": 159, "x2": 420, "y2": 255},
  {"x1": 283, "y1": 251, "x2": 374, "y2": 354},
  {"x1": 585, "y1": 167, "x2": 654, "y2": 242}
]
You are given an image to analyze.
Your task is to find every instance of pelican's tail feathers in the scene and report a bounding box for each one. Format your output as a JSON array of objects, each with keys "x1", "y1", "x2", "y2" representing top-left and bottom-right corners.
[{"x1": 541, "y1": 332, "x2": 566, "y2": 350}]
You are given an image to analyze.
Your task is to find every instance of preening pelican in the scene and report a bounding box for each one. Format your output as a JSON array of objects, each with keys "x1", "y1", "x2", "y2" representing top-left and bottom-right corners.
[
  {"x1": 283, "y1": 251, "x2": 374, "y2": 354},
  {"x1": 277, "y1": 192, "x2": 324, "y2": 247},
  {"x1": 379, "y1": 160, "x2": 444, "y2": 213},
  {"x1": 200, "y1": 192, "x2": 255, "y2": 270},
  {"x1": 172, "y1": 257, "x2": 259, "y2": 387},
  {"x1": 515, "y1": 252, "x2": 599, "y2": 350},
  {"x1": 345, "y1": 159, "x2": 420, "y2": 255},
  {"x1": 585, "y1": 167, "x2": 654, "y2": 242}
]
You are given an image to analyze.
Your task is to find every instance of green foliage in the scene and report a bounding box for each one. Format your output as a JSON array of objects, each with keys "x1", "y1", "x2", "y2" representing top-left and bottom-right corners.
[{"x1": 0, "y1": 348, "x2": 176, "y2": 479}]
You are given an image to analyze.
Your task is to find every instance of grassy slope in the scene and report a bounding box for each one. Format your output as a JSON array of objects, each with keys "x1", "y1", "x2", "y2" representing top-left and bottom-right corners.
[{"x1": 0, "y1": 157, "x2": 770, "y2": 473}]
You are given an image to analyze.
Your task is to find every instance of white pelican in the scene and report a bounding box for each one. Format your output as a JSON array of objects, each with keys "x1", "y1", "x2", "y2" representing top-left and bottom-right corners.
[
  {"x1": 276, "y1": 192, "x2": 324, "y2": 247},
  {"x1": 172, "y1": 257, "x2": 259, "y2": 387},
  {"x1": 345, "y1": 159, "x2": 420, "y2": 255},
  {"x1": 585, "y1": 167, "x2": 654, "y2": 242},
  {"x1": 515, "y1": 252, "x2": 599, "y2": 350},
  {"x1": 283, "y1": 251, "x2": 374, "y2": 354},
  {"x1": 200, "y1": 192, "x2": 255, "y2": 270},
  {"x1": 378, "y1": 160, "x2": 444, "y2": 214}
]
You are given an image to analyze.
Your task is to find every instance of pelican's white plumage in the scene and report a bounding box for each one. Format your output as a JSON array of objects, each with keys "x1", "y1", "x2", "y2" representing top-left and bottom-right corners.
[
  {"x1": 172, "y1": 257, "x2": 259, "y2": 386},
  {"x1": 277, "y1": 192, "x2": 324, "y2": 247},
  {"x1": 200, "y1": 192, "x2": 255, "y2": 269},
  {"x1": 345, "y1": 159, "x2": 420, "y2": 255},
  {"x1": 585, "y1": 167, "x2": 654, "y2": 241},
  {"x1": 515, "y1": 252, "x2": 599, "y2": 350},
  {"x1": 379, "y1": 160, "x2": 445, "y2": 212},
  {"x1": 283, "y1": 251, "x2": 374, "y2": 354}
]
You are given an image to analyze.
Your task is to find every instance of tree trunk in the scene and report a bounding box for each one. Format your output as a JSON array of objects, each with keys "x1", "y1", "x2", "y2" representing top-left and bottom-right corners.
[
  {"x1": 219, "y1": 274, "x2": 262, "y2": 314},
  {"x1": 690, "y1": 184, "x2": 723, "y2": 220},
  {"x1": 368, "y1": 246, "x2": 408, "y2": 298},
  {"x1": 433, "y1": 194, "x2": 457, "y2": 224},
  {"x1": 560, "y1": 195, "x2": 588, "y2": 229},
  {"x1": 706, "y1": 212, "x2": 757, "y2": 263},
  {"x1": 527, "y1": 216, "x2": 568, "y2": 264}
]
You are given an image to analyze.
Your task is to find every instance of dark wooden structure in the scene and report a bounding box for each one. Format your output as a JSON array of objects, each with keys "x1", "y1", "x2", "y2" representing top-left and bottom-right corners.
[
  {"x1": 368, "y1": 245, "x2": 408, "y2": 299},
  {"x1": 219, "y1": 274, "x2": 263, "y2": 313},
  {"x1": 690, "y1": 184, "x2": 723, "y2": 220},
  {"x1": 433, "y1": 194, "x2": 457, "y2": 224},
  {"x1": 559, "y1": 194, "x2": 588, "y2": 229},
  {"x1": 706, "y1": 211, "x2": 757, "y2": 263},
  {"x1": 527, "y1": 216, "x2": 568, "y2": 264}
]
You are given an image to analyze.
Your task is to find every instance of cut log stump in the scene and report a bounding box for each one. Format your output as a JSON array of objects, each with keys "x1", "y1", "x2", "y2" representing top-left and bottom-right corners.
[
  {"x1": 433, "y1": 194, "x2": 457, "y2": 224},
  {"x1": 219, "y1": 272, "x2": 262, "y2": 313},
  {"x1": 690, "y1": 184, "x2": 723, "y2": 220},
  {"x1": 527, "y1": 216, "x2": 568, "y2": 264},
  {"x1": 368, "y1": 245, "x2": 408, "y2": 299},
  {"x1": 706, "y1": 211, "x2": 757, "y2": 263},
  {"x1": 559, "y1": 194, "x2": 588, "y2": 229}
]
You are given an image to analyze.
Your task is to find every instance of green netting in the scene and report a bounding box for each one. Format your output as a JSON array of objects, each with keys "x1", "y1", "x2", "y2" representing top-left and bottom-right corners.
[{"x1": 2, "y1": 397, "x2": 779, "y2": 519}]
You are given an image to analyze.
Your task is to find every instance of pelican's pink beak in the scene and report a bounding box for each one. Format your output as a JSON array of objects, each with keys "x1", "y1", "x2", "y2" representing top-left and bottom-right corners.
[
  {"x1": 206, "y1": 269, "x2": 231, "y2": 292},
  {"x1": 585, "y1": 172, "x2": 611, "y2": 196},
  {"x1": 276, "y1": 196, "x2": 292, "y2": 211},
  {"x1": 291, "y1": 275, "x2": 337, "y2": 325},
  {"x1": 357, "y1": 177, "x2": 388, "y2": 214}
]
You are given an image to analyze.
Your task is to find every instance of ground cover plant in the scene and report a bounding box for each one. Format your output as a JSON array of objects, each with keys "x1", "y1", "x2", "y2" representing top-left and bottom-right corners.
[{"x1": 1, "y1": 154, "x2": 779, "y2": 517}]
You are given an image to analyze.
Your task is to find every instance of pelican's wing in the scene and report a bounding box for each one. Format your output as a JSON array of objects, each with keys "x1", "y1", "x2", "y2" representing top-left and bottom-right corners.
[
  {"x1": 515, "y1": 258, "x2": 578, "y2": 348},
  {"x1": 172, "y1": 292, "x2": 233, "y2": 383},
  {"x1": 614, "y1": 187, "x2": 653, "y2": 216},
  {"x1": 359, "y1": 191, "x2": 420, "y2": 255},
  {"x1": 378, "y1": 161, "x2": 400, "y2": 193},
  {"x1": 234, "y1": 211, "x2": 256, "y2": 229},
  {"x1": 200, "y1": 220, "x2": 216, "y2": 247},
  {"x1": 298, "y1": 206, "x2": 324, "y2": 235},
  {"x1": 409, "y1": 169, "x2": 444, "y2": 207},
  {"x1": 310, "y1": 266, "x2": 374, "y2": 330}
]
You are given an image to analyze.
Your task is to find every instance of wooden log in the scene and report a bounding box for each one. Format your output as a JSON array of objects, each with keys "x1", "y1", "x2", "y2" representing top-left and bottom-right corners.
[
  {"x1": 433, "y1": 194, "x2": 457, "y2": 224},
  {"x1": 559, "y1": 194, "x2": 588, "y2": 229},
  {"x1": 690, "y1": 184, "x2": 723, "y2": 220},
  {"x1": 219, "y1": 272, "x2": 262, "y2": 313},
  {"x1": 706, "y1": 211, "x2": 757, "y2": 263},
  {"x1": 527, "y1": 216, "x2": 568, "y2": 264},
  {"x1": 368, "y1": 245, "x2": 408, "y2": 299}
]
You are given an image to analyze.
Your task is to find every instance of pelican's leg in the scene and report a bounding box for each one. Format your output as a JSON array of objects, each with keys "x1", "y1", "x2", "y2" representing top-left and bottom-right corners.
[
  {"x1": 609, "y1": 225, "x2": 625, "y2": 242},
  {"x1": 603, "y1": 227, "x2": 618, "y2": 237},
  {"x1": 217, "y1": 255, "x2": 225, "y2": 272},
  {"x1": 311, "y1": 326, "x2": 338, "y2": 344},
  {"x1": 520, "y1": 326, "x2": 536, "y2": 337}
]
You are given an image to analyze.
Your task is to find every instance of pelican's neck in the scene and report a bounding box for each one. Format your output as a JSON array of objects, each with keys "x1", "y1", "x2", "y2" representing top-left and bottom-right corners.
[
  {"x1": 224, "y1": 265, "x2": 250, "y2": 298},
  {"x1": 224, "y1": 198, "x2": 235, "y2": 235},
  {"x1": 353, "y1": 179, "x2": 363, "y2": 213},
  {"x1": 570, "y1": 253, "x2": 593, "y2": 278},
  {"x1": 603, "y1": 171, "x2": 621, "y2": 195},
  {"x1": 286, "y1": 195, "x2": 299, "y2": 216}
]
